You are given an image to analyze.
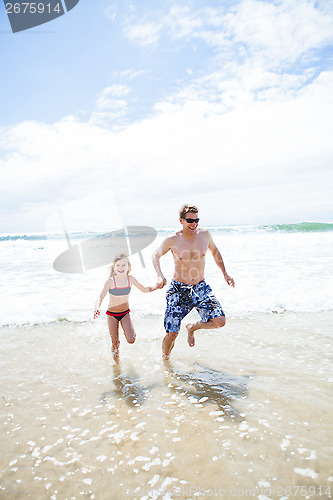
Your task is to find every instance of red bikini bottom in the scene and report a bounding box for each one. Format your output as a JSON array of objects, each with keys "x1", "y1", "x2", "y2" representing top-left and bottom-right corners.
[{"x1": 106, "y1": 309, "x2": 130, "y2": 322}]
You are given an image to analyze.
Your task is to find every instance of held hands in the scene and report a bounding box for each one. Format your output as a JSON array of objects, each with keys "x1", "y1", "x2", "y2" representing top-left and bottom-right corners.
[
  {"x1": 224, "y1": 273, "x2": 235, "y2": 287},
  {"x1": 149, "y1": 279, "x2": 166, "y2": 292}
]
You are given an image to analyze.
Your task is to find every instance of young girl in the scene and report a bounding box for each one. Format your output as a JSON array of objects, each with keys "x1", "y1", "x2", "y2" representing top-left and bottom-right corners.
[{"x1": 94, "y1": 254, "x2": 161, "y2": 362}]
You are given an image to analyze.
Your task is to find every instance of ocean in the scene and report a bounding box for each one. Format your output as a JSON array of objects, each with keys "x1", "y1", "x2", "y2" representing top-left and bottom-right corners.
[{"x1": 1, "y1": 223, "x2": 332, "y2": 499}]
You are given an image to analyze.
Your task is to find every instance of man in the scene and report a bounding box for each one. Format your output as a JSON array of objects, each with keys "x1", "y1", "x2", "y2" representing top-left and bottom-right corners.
[{"x1": 152, "y1": 204, "x2": 235, "y2": 359}]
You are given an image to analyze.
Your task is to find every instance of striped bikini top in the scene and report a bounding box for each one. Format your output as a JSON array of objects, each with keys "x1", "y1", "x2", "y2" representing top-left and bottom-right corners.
[{"x1": 109, "y1": 275, "x2": 131, "y2": 296}]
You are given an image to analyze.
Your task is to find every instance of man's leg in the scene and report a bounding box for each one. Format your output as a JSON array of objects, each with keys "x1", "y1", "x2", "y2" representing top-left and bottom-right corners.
[
  {"x1": 163, "y1": 280, "x2": 191, "y2": 358},
  {"x1": 186, "y1": 316, "x2": 226, "y2": 347},
  {"x1": 162, "y1": 331, "x2": 179, "y2": 360},
  {"x1": 186, "y1": 281, "x2": 226, "y2": 347}
]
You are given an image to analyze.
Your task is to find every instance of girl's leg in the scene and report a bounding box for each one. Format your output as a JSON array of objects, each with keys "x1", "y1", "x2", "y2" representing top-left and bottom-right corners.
[
  {"x1": 107, "y1": 315, "x2": 120, "y2": 362},
  {"x1": 120, "y1": 313, "x2": 136, "y2": 344}
]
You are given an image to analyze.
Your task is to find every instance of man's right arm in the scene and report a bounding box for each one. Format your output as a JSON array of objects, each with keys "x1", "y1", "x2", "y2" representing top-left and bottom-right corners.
[{"x1": 152, "y1": 237, "x2": 173, "y2": 286}]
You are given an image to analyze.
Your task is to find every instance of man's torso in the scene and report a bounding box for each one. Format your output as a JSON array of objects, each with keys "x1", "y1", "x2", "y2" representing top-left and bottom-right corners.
[{"x1": 170, "y1": 229, "x2": 210, "y2": 284}]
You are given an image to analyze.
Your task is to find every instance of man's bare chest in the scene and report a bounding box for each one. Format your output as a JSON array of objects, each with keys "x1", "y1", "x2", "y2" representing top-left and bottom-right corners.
[{"x1": 172, "y1": 239, "x2": 208, "y2": 263}]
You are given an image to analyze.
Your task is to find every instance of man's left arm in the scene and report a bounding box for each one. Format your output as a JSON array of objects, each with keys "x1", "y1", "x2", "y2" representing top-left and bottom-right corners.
[{"x1": 208, "y1": 234, "x2": 235, "y2": 287}]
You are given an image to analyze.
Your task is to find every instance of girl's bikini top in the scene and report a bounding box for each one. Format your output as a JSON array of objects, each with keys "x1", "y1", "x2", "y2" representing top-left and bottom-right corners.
[{"x1": 109, "y1": 275, "x2": 131, "y2": 296}]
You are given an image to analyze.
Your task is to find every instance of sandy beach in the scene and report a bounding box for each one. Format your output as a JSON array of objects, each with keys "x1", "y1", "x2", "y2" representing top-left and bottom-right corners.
[{"x1": 1, "y1": 310, "x2": 332, "y2": 499}]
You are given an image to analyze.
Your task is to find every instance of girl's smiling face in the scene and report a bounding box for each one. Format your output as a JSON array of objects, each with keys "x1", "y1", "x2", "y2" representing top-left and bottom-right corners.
[{"x1": 114, "y1": 257, "x2": 129, "y2": 275}]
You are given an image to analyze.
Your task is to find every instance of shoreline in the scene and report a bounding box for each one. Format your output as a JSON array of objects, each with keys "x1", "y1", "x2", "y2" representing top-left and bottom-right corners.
[
  {"x1": 1, "y1": 220, "x2": 333, "y2": 238},
  {"x1": 1, "y1": 308, "x2": 332, "y2": 330}
]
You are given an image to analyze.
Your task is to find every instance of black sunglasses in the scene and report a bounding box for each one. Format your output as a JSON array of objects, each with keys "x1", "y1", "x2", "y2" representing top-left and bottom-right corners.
[{"x1": 183, "y1": 217, "x2": 199, "y2": 223}]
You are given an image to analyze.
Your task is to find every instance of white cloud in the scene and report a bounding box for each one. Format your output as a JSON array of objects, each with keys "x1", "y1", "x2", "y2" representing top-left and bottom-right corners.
[
  {"x1": 114, "y1": 69, "x2": 150, "y2": 80},
  {"x1": 165, "y1": 5, "x2": 204, "y2": 40},
  {"x1": 95, "y1": 84, "x2": 130, "y2": 110},
  {"x1": 1, "y1": 67, "x2": 332, "y2": 231},
  {"x1": 104, "y1": 4, "x2": 117, "y2": 21},
  {"x1": 119, "y1": 0, "x2": 333, "y2": 67},
  {"x1": 92, "y1": 84, "x2": 131, "y2": 126},
  {"x1": 123, "y1": 21, "x2": 162, "y2": 47},
  {"x1": 224, "y1": 0, "x2": 333, "y2": 66},
  {"x1": 115, "y1": 0, "x2": 333, "y2": 112},
  {"x1": 45, "y1": 189, "x2": 124, "y2": 234}
]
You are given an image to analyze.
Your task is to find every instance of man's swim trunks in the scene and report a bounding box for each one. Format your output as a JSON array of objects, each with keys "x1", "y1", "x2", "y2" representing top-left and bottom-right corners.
[{"x1": 164, "y1": 279, "x2": 225, "y2": 333}]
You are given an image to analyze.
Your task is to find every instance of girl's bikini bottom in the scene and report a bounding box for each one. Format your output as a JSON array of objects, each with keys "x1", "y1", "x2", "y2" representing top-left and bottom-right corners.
[{"x1": 106, "y1": 309, "x2": 130, "y2": 322}]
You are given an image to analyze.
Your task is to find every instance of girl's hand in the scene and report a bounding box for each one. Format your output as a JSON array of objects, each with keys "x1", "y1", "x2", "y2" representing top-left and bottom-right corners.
[{"x1": 94, "y1": 308, "x2": 101, "y2": 319}]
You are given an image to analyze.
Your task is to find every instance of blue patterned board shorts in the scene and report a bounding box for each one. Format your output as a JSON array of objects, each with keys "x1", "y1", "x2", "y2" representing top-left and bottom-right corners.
[{"x1": 164, "y1": 279, "x2": 225, "y2": 333}]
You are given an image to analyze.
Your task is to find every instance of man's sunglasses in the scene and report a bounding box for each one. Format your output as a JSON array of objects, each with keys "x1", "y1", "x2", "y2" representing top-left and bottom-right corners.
[{"x1": 182, "y1": 217, "x2": 200, "y2": 224}]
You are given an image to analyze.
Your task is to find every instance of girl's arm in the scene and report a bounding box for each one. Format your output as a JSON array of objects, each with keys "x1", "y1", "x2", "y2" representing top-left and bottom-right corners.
[
  {"x1": 94, "y1": 279, "x2": 112, "y2": 318},
  {"x1": 130, "y1": 276, "x2": 162, "y2": 293}
]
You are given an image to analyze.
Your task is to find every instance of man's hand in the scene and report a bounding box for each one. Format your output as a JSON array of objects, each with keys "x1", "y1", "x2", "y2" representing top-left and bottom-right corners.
[
  {"x1": 224, "y1": 273, "x2": 235, "y2": 287},
  {"x1": 157, "y1": 276, "x2": 167, "y2": 288}
]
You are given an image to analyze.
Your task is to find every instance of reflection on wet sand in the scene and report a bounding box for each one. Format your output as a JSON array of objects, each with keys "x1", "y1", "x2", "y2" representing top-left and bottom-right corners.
[
  {"x1": 163, "y1": 361, "x2": 252, "y2": 419},
  {"x1": 100, "y1": 364, "x2": 149, "y2": 407}
]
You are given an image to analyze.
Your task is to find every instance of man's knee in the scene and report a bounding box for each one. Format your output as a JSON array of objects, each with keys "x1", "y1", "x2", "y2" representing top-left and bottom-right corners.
[
  {"x1": 166, "y1": 331, "x2": 179, "y2": 341},
  {"x1": 211, "y1": 316, "x2": 226, "y2": 328}
]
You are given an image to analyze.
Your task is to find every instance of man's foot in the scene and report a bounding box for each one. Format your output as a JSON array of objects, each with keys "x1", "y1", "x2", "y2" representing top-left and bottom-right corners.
[
  {"x1": 162, "y1": 351, "x2": 170, "y2": 361},
  {"x1": 186, "y1": 324, "x2": 195, "y2": 347}
]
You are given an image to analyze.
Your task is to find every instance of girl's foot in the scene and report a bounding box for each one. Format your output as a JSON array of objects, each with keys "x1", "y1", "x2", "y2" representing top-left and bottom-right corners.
[{"x1": 112, "y1": 347, "x2": 120, "y2": 363}]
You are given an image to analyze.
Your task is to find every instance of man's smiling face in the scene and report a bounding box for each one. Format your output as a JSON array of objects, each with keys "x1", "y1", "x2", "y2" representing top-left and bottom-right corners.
[{"x1": 180, "y1": 212, "x2": 200, "y2": 233}]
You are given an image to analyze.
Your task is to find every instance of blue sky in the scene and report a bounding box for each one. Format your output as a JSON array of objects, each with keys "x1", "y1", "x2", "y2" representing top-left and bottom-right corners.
[{"x1": 0, "y1": 0, "x2": 333, "y2": 232}]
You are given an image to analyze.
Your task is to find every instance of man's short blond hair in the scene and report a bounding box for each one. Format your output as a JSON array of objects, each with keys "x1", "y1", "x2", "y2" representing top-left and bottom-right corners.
[{"x1": 179, "y1": 204, "x2": 199, "y2": 219}]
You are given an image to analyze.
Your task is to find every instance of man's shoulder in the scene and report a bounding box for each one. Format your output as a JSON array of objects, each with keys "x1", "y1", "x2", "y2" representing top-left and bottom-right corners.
[
  {"x1": 167, "y1": 230, "x2": 182, "y2": 239},
  {"x1": 161, "y1": 232, "x2": 179, "y2": 247},
  {"x1": 198, "y1": 227, "x2": 211, "y2": 238}
]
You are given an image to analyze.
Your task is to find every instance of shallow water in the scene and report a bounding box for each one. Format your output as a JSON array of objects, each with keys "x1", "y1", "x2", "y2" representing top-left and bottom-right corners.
[
  {"x1": 1, "y1": 227, "x2": 333, "y2": 326},
  {"x1": 1, "y1": 311, "x2": 332, "y2": 499}
]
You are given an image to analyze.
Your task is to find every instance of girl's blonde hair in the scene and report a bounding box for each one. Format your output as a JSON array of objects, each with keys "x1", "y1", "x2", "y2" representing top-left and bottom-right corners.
[{"x1": 109, "y1": 254, "x2": 131, "y2": 277}]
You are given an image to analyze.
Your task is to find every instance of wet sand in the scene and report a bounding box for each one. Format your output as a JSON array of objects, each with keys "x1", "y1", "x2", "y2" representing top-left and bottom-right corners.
[{"x1": 0, "y1": 312, "x2": 332, "y2": 499}]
